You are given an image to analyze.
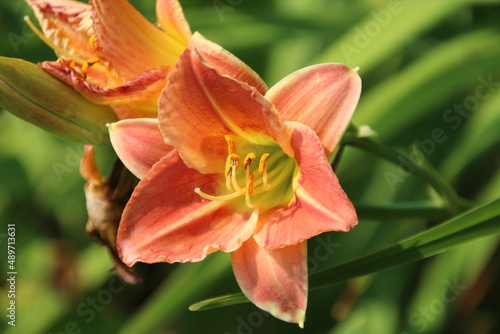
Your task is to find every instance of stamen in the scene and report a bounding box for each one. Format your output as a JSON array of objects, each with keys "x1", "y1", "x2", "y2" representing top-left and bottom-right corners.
[
  {"x1": 224, "y1": 134, "x2": 240, "y2": 190},
  {"x1": 225, "y1": 135, "x2": 236, "y2": 155},
  {"x1": 87, "y1": 57, "x2": 100, "y2": 65},
  {"x1": 259, "y1": 153, "x2": 271, "y2": 190},
  {"x1": 225, "y1": 173, "x2": 232, "y2": 191},
  {"x1": 81, "y1": 62, "x2": 89, "y2": 77},
  {"x1": 258, "y1": 153, "x2": 270, "y2": 174},
  {"x1": 225, "y1": 153, "x2": 239, "y2": 177},
  {"x1": 24, "y1": 16, "x2": 121, "y2": 86},
  {"x1": 243, "y1": 153, "x2": 256, "y2": 170},
  {"x1": 195, "y1": 188, "x2": 243, "y2": 202},
  {"x1": 231, "y1": 161, "x2": 243, "y2": 193},
  {"x1": 245, "y1": 172, "x2": 255, "y2": 208},
  {"x1": 81, "y1": 57, "x2": 100, "y2": 78},
  {"x1": 89, "y1": 34, "x2": 97, "y2": 48}
]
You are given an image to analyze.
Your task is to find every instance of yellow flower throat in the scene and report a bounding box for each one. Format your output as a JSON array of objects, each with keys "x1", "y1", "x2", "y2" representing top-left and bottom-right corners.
[{"x1": 195, "y1": 135, "x2": 298, "y2": 210}]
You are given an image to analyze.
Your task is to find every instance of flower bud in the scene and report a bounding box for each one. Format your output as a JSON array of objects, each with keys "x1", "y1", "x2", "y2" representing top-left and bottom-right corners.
[{"x1": 0, "y1": 57, "x2": 117, "y2": 144}]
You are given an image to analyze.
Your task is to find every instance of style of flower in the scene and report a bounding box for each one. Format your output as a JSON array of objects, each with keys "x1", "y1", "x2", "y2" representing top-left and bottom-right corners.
[
  {"x1": 25, "y1": 0, "x2": 191, "y2": 118},
  {"x1": 109, "y1": 34, "x2": 362, "y2": 326}
]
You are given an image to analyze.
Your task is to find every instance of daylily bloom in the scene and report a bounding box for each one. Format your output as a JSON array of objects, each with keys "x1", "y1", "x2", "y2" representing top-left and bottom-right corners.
[
  {"x1": 25, "y1": 0, "x2": 191, "y2": 118},
  {"x1": 109, "y1": 38, "x2": 361, "y2": 325}
]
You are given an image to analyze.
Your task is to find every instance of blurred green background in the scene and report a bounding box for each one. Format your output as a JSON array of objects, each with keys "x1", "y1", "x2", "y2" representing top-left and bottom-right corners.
[{"x1": 1, "y1": 0, "x2": 499, "y2": 333}]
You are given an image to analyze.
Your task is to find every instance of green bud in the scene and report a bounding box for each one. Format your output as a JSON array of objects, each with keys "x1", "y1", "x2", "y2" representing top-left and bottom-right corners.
[{"x1": 0, "y1": 56, "x2": 118, "y2": 144}]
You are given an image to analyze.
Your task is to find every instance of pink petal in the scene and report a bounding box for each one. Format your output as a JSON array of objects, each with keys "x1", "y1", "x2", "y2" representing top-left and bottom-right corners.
[
  {"x1": 90, "y1": 0, "x2": 185, "y2": 81},
  {"x1": 189, "y1": 32, "x2": 268, "y2": 95},
  {"x1": 117, "y1": 152, "x2": 258, "y2": 265},
  {"x1": 27, "y1": 0, "x2": 96, "y2": 60},
  {"x1": 39, "y1": 59, "x2": 169, "y2": 117},
  {"x1": 156, "y1": 0, "x2": 191, "y2": 44},
  {"x1": 158, "y1": 48, "x2": 291, "y2": 174},
  {"x1": 266, "y1": 63, "x2": 361, "y2": 158},
  {"x1": 108, "y1": 118, "x2": 172, "y2": 179},
  {"x1": 253, "y1": 122, "x2": 357, "y2": 249},
  {"x1": 231, "y1": 238, "x2": 307, "y2": 327}
]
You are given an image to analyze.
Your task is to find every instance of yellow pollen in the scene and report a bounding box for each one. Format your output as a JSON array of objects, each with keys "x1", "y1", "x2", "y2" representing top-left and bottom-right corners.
[
  {"x1": 243, "y1": 153, "x2": 256, "y2": 170},
  {"x1": 81, "y1": 63, "x2": 89, "y2": 77},
  {"x1": 89, "y1": 34, "x2": 97, "y2": 48},
  {"x1": 82, "y1": 57, "x2": 101, "y2": 77},
  {"x1": 246, "y1": 171, "x2": 255, "y2": 197},
  {"x1": 87, "y1": 57, "x2": 100, "y2": 65},
  {"x1": 195, "y1": 137, "x2": 277, "y2": 209},
  {"x1": 225, "y1": 135, "x2": 236, "y2": 155},
  {"x1": 24, "y1": 16, "x2": 121, "y2": 85},
  {"x1": 245, "y1": 171, "x2": 255, "y2": 208},
  {"x1": 225, "y1": 154, "x2": 239, "y2": 174}
]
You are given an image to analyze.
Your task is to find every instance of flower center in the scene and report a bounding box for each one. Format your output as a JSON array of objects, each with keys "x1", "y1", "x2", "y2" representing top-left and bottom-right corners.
[{"x1": 195, "y1": 135, "x2": 297, "y2": 210}]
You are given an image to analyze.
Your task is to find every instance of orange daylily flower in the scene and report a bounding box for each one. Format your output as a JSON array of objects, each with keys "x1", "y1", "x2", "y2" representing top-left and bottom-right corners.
[
  {"x1": 26, "y1": 0, "x2": 191, "y2": 118},
  {"x1": 109, "y1": 35, "x2": 361, "y2": 325}
]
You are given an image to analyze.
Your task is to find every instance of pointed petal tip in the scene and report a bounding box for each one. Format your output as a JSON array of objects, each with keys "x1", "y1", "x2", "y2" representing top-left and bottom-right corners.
[
  {"x1": 263, "y1": 301, "x2": 306, "y2": 327},
  {"x1": 117, "y1": 245, "x2": 137, "y2": 267}
]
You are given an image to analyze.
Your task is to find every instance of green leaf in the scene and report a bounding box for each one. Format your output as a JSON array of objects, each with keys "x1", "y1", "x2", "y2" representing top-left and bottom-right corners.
[
  {"x1": 351, "y1": 29, "x2": 500, "y2": 141},
  {"x1": 190, "y1": 199, "x2": 500, "y2": 311},
  {"x1": 313, "y1": 0, "x2": 470, "y2": 71}
]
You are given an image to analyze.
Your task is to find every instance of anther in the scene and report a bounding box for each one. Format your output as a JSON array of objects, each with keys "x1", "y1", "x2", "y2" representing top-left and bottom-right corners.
[
  {"x1": 243, "y1": 153, "x2": 256, "y2": 170},
  {"x1": 225, "y1": 135, "x2": 236, "y2": 155},
  {"x1": 245, "y1": 172, "x2": 255, "y2": 208},
  {"x1": 87, "y1": 57, "x2": 100, "y2": 65},
  {"x1": 81, "y1": 57, "x2": 100, "y2": 78},
  {"x1": 89, "y1": 34, "x2": 97, "y2": 48}
]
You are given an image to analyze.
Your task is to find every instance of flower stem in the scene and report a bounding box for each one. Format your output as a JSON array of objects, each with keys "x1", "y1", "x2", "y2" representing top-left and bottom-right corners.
[{"x1": 341, "y1": 124, "x2": 472, "y2": 213}]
